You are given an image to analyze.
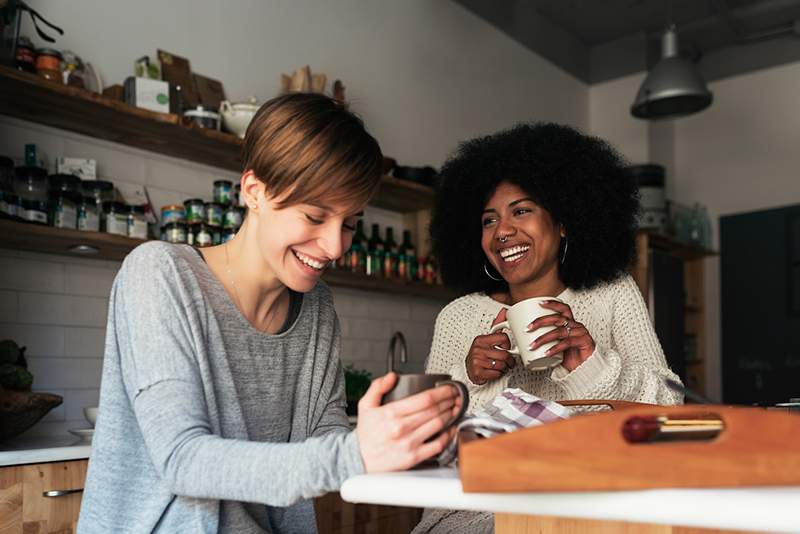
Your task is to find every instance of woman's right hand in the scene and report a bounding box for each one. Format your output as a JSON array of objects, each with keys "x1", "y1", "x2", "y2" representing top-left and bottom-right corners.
[
  {"x1": 465, "y1": 308, "x2": 516, "y2": 385},
  {"x1": 356, "y1": 373, "x2": 461, "y2": 473}
]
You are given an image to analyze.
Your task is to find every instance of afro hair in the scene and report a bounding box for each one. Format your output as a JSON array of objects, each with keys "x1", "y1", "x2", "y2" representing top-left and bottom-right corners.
[{"x1": 430, "y1": 122, "x2": 640, "y2": 295}]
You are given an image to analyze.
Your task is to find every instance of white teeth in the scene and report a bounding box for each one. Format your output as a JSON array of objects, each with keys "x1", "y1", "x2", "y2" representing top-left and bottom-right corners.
[
  {"x1": 294, "y1": 250, "x2": 326, "y2": 270},
  {"x1": 499, "y1": 245, "x2": 530, "y2": 260}
]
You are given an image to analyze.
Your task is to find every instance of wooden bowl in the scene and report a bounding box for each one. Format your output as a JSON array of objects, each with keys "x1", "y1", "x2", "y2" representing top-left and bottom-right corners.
[{"x1": 0, "y1": 388, "x2": 63, "y2": 442}]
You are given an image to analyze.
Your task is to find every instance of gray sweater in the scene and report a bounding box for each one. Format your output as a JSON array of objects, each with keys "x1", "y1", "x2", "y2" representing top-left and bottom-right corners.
[{"x1": 77, "y1": 242, "x2": 364, "y2": 534}]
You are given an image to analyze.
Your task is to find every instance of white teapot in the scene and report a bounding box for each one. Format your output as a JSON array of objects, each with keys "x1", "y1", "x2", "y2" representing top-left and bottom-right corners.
[{"x1": 220, "y1": 97, "x2": 260, "y2": 138}]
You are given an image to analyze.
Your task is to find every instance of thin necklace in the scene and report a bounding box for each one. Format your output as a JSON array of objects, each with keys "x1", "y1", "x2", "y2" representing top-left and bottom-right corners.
[{"x1": 225, "y1": 241, "x2": 283, "y2": 334}]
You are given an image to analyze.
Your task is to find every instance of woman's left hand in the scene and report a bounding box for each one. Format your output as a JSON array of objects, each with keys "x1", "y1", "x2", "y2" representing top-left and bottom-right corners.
[{"x1": 528, "y1": 300, "x2": 596, "y2": 372}]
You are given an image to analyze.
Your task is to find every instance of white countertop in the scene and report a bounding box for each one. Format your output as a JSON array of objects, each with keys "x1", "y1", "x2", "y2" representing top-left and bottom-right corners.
[
  {"x1": 0, "y1": 434, "x2": 92, "y2": 467},
  {"x1": 340, "y1": 467, "x2": 800, "y2": 533}
]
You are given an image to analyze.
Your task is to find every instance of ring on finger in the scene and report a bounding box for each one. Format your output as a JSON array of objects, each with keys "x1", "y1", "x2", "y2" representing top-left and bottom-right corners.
[
  {"x1": 491, "y1": 359, "x2": 497, "y2": 368},
  {"x1": 561, "y1": 319, "x2": 569, "y2": 328},
  {"x1": 565, "y1": 325, "x2": 572, "y2": 337}
]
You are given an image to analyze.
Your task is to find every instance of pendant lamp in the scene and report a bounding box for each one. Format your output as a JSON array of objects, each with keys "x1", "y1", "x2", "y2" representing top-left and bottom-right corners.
[{"x1": 631, "y1": 25, "x2": 712, "y2": 120}]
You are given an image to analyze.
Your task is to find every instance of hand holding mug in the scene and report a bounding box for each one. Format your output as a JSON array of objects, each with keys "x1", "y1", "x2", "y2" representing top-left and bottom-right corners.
[
  {"x1": 465, "y1": 309, "x2": 517, "y2": 385},
  {"x1": 529, "y1": 299, "x2": 595, "y2": 372},
  {"x1": 356, "y1": 372, "x2": 464, "y2": 473}
]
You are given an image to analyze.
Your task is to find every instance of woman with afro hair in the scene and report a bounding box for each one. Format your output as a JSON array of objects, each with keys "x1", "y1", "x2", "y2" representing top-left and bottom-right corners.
[
  {"x1": 413, "y1": 123, "x2": 683, "y2": 533},
  {"x1": 426, "y1": 121, "x2": 682, "y2": 413}
]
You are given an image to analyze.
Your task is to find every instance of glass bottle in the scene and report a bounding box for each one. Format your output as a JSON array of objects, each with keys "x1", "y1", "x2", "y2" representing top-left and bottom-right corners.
[
  {"x1": 398, "y1": 230, "x2": 416, "y2": 281},
  {"x1": 383, "y1": 226, "x2": 398, "y2": 278},
  {"x1": 349, "y1": 220, "x2": 368, "y2": 273},
  {"x1": 366, "y1": 223, "x2": 384, "y2": 276}
]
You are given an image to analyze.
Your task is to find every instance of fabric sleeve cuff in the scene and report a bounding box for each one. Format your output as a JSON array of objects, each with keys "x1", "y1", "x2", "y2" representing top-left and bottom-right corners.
[
  {"x1": 343, "y1": 430, "x2": 366, "y2": 478},
  {"x1": 549, "y1": 348, "x2": 612, "y2": 399},
  {"x1": 449, "y1": 357, "x2": 485, "y2": 389}
]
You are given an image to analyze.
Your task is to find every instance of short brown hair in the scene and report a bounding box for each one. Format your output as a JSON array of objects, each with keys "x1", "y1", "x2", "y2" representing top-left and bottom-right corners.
[{"x1": 242, "y1": 93, "x2": 383, "y2": 210}]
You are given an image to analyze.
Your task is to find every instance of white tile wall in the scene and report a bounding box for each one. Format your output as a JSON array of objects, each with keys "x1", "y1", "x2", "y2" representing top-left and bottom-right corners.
[{"x1": 0, "y1": 117, "x2": 448, "y2": 438}]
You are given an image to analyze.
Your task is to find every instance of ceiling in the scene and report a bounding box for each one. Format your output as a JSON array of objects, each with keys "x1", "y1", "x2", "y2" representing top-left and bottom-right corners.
[{"x1": 454, "y1": 0, "x2": 800, "y2": 83}]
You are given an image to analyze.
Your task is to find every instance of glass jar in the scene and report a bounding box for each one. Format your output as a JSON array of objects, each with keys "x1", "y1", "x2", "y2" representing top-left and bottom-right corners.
[
  {"x1": 14, "y1": 166, "x2": 49, "y2": 202},
  {"x1": 213, "y1": 180, "x2": 233, "y2": 205},
  {"x1": 19, "y1": 199, "x2": 48, "y2": 225},
  {"x1": 49, "y1": 191, "x2": 79, "y2": 229},
  {"x1": 221, "y1": 227, "x2": 236, "y2": 243},
  {"x1": 35, "y1": 48, "x2": 62, "y2": 83},
  {"x1": 161, "y1": 204, "x2": 185, "y2": 225},
  {"x1": 235, "y1": 183, "x2": 242, "y2": 207},
  {"x1": 195, "y1": 223, "x2": 213, "y2": 248},
  {"x1": 209, "y1": 225, "x2": 222, "y2": 245},
  {"x1": 223, "y1": 205, "x2": 244, "y2": 229},
  {"x1": 77, "y1": 196, "x2": 100, "y2": 232},
  {"x1": 186, "y1": 223, "x2": 199, "y2": 246},
  {"x1": 102, "y1": 201, "x2": 128, "y2": 236},
  {"x1": 82, "y1": 180, "x2": 114, "y2": 210},
  {"x1": 162, "y1": 222, "x2": 187, "y2": 244},
  {"x1": 0, "y1": 156, "x2": 13, "y2": 192},
  {"x1": 48, "y1": 173, "x2": 82, "y2": 194},
  {"x1": 0, "y1": 191, "x2": 19, "y2": 220},
  {"x1": 127, "y1": 205, "x2": 148, "y2": 240},
  {"x1": 183, "y1": 198, "x2": 205, "y2": 224},
  {"x1": 15, "y1": 37, "x2": 36, "y2": 73},
  {"x1": 205, "y1": 202, "x2": 223, "y2": 226}
]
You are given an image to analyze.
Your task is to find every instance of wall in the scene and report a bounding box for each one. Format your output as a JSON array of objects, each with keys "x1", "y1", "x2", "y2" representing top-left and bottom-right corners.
[{"x1": 2, "y1": 1, "x2": 590, "y2": 437}]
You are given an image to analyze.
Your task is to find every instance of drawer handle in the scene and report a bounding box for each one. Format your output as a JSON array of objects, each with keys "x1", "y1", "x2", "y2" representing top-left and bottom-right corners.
[{"x1": 43, "y1": 488, "x2": 84, "y2": 498}]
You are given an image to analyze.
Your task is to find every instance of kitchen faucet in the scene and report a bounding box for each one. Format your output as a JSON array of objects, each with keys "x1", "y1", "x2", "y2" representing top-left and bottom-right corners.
[{"x1": 386, "y1": 331, "x2": 408, "y2": 373}]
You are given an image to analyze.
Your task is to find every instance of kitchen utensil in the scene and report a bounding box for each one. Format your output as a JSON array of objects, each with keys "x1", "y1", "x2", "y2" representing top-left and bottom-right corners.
[
  {"x1": 183, "y1": 105, "x2": 220, "y2": 130},
  {"x1": 83, "y1": 406, "x2": 98, "y2": 426},
  {"x1": 220, "y1": 98, "x2": 259, "y2": 138}
]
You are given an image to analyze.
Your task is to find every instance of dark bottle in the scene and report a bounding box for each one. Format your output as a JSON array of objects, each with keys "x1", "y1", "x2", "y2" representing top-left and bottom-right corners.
[
  {"x1": 348, "y1": 219, "x2": 368, "y2": 273},
  {"x1": 383, "y1": 226, "x2": 398, "y2": 278},
  {"x1": 398, "y1": 230, "x2": 416, "y2": 281},
  {"x1": 366, "y1": 223, "x2": 384, "y2": 276}
]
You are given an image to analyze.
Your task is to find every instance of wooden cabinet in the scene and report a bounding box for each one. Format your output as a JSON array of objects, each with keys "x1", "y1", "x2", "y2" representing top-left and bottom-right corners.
[
  {"x1": 0, "y1": 459, "x2": 88, "y2": 534},
  {"x1": 315, "y1": 492, "x2": 422, "y2": 534},
  {"x1": 632, "y1": 231, "x2": 716, "y2": 397}
]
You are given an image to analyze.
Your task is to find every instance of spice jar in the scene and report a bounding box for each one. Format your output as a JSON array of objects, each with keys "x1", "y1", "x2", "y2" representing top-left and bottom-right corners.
[
  {"x1": 205, "y1": 202, "x2": 223, "y2": 226},
  {"x1": 209, "y1": 225, "x2": 222, "y2": 245},
  {"x1": 14, "y1": 166, "x2": 49, "y2": 202},
  {"x1": 0, "y1": 156, "x2": 13, "y2": 192},
  {"x1": 82, "y1": 180, "x2": 114, "y2": 210},
  {"x1": 48, "y1": 173, "x2": 82, "y2": 194},
  {"x1": 19, "y1": 199, "x2": 48, "y2": 225},
  {"x1": 35, "y1": 48, "x2": 62, "y2": 83},
  {"x1": 213, "y1": 180, "x2": 233, "y2": 205},
  {"x1": 15, "y1": 37, "x2": 36, "y2": 73},
  {"x1": 0, "y1": 192, "x2": 19, "y2": 220},
  {"x1": 161, "y1": 204, "x2": 185, "y2": 225},
  {"x1": 223, "y1": 205, "x2": 244, "y2": 229},
  {"x1": 221, "y1": 227, "x2": 236, "y2": 243},
  {"x1": 183, "y1": 198, "x2": 205, "y2": 224},
  {"x1": 77, "y1": 196, "x2": 100, "y2": 232},
  {"x1": 162, "y1": 222, "x2": 187, "y2": 244},
  {"x1": 102, "y1": 201, "x2": 128, "y2": 236},
  {"x1": 127, "y1": 205, "x2": 148, "y2": 240},
  {"x1": 194, "y1": 223, "x2": 213, "y2": 248},
  {"x1": 49, "y1": 191, "x2": 79, "y2": 229}
]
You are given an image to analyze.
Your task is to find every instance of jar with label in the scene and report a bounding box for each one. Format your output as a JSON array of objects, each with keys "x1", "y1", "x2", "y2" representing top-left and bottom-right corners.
[
  {"x1": 0, "y1": 192, "x2": 19, "y2": 220},
  {"x1": 15, "y1": 37, "x2": 36, "y2": 73},
  {"x1": 222, "y1": 227, "x2": 236, "y2": 243},
  {"x1": 205, "y1": 202, "x2": 223, "y2": 226},
  {"x1": 48, "y1": 173, "x2": 82, "y2": 194},
  {"x1": 14, "y1": 166, "x2": 48, "y2": 202},
  {"x1": 186, "y1": 223, "x2": 198, "y2": 246},
  {"x1": 235, "y1": 183, "x2": 243, "y2": 207},
  {"x1": 209, "y1": 225, "x2": 222, "y2": 245},
  {"x1": 103, "y1": 201, "x2": 128, "y2": 236},
  {"x1": 223, "y1": 205, "x2": 244, "y2": 229},
  {"x1": 82, "y1": 180, "x2": 114, "y2": 210},
  {"x1": 49, "y1": 191, "x2": 79, "y2": 229},
  {"x1": 183, "y1": 198, "x2": 205, "y2": 224},
  {"x1": 162, "y1": 222, "x2": 187, "y2": 244},
  {"x1": 77, "y1": 196, "x2": 100, "y2": 232},
  {"x1": 127, "y1": 205, "x2": 148, "y2": 240},
  {"x1": 19, "y1": 199, "x2": 48, "y2": 225},
  {"x1": 213, "y1": 180, "x2": 233, "y2": 206},
  {"x1": 35, "y1": 48, "x2": 62, "y2": 83},
  {"x1": 195, "y1": 224, "x2": 213, "y2": 248},
  {"x1": 161, "y1": 204, "x2": 185, "y2": 225}
]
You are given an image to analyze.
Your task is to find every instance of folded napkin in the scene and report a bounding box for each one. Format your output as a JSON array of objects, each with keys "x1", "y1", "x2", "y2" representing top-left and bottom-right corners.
[{"x1": 436, "y1": 388, "x2": 573, "y2": 466}]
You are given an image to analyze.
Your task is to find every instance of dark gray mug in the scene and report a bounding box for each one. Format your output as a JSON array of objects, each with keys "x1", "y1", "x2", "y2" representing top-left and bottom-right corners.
[{"x1": 381, "y1": 373, "x2": 469, "y2": 431}]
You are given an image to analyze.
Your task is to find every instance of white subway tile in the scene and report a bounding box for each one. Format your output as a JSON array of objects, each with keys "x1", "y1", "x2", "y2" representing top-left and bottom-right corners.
[
  {"x1": 348, "y1": 318, "x2": 391, "y2": 341},
  {"x1": 0, "y1": 290, "x2": 18, "y2": 322},
  {"x1": 410, "y1": 298, "x2": 446, "y2": 322},
  {"x1": 64, "y1": 264, "x2": 118, "y2": 297},
  {"x1": 64, "y1": 327, "x2": 107, "y2": 358},
  {"x1": 62, "y1": 138, "x2": 147, "y2": 185},
  {"x1": 385, "y1": 320, "x2": 431, "y2": 344},
  {"x1": 338, "y1": 316, "x2": 351, "y2": 337},
  {"x1": 147, "y1": 160, "x2": 216, "y2": 199},
  {"x1": 63, "y1": 389, "x2": 101, "y2": 422},
  {"x1": 331, "y1": 290, "x2": 370, "y2": 318},
  {"x1": 0, "y1": 324, "x2": 64, "y2": 356},
  {"x1": 367, "y1": 297, "x2": 410, "y2": 320},
  {"x1": 18, "y1": 293, "x2": 108, "y2": 327},
  {"x1": 27, "y1": 357, "x2": 102, "y2": 390},
  {"x1": 340, "y1": 339, "x2": 372, "y2": 361},
  {"x1": 0, "y1": 256, "x2": 65, "y2": 293}
]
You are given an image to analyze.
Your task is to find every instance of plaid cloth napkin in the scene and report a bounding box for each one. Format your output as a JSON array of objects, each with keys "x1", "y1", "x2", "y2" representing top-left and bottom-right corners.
[{"x1": 436, "y1": 388, "x2": 573, "y2": 466}]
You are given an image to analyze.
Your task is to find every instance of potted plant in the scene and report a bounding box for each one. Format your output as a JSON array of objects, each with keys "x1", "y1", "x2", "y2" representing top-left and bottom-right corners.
[{"x1": 344, "y1": 364, "x2": 372, "y2": 416}]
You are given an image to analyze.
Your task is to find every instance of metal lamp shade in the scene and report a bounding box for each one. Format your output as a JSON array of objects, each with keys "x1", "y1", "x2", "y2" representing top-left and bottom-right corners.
[{"x1": 631, "y1": 27, "x2": 713, "y2": 120}]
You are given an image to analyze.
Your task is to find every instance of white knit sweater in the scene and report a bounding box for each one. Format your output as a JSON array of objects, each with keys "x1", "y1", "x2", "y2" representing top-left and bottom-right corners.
[{"x1": 424, "y1": 274, "x2": 683, "y2": 412}]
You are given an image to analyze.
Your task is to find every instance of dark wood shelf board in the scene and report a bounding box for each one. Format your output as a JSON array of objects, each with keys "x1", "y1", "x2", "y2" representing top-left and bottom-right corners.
[
  {"x1": 370, "y1": 175, "x2": 435, "y2": 212},
  {"x1": 642, "y1": 231, "x2": 717, "y2": 260},
  {"x1": 0, "y1": 219, "x2": 453, "y2": 299}
]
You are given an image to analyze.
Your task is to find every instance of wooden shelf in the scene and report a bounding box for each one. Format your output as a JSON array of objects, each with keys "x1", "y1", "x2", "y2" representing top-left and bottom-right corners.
[
  {"x1": 0, "y1": 219, "x2": 454, "y2": 299},
  {"x1": 0, "y1": 67, "x2": 435, "y2": 213},
  {"x1": 642, "y1": 230, "x2": 717, "y2": 260}
]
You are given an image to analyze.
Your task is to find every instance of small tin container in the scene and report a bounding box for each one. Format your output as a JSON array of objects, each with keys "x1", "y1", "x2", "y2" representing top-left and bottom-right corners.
[
  {"x1": 127, "y1": 205, "x2": 148, "y2": 240},
  {"x1": 213, "y1": 180, "x2": 233, "y2": 206},
  {"x1": 103, "y1": 201, "x2": 129, "y2": 236},
  {"x1": 221, "y1": 227, "x2": 237, "y2": 243},
  {"x1": 195, "y1": 224, "x2": 213, "y2": 248},
  {"x1": 50, "y1": 191, "x2": 79, "y2": 229},
  {"x1": 162, "y1": 222, "x2": 187, "y2": 244},
  {"x1": 205, "y1": 202, "x2": 223, "y2": 226},
  {"x1": 19, "y1": 199, "x2": 48, "y2": 225},
  {"x1": 223, "y1": 205, "x2": 244, "y2": 229},
  {"x1": 183, "y1": 198, "x2": 205, "y2": 224},
  {"x1": 77, "y1": 196, "x2": 100, "y2": 232},
  {"x1": 161, "y1": 204, "x2": 185, "y2": 225}
]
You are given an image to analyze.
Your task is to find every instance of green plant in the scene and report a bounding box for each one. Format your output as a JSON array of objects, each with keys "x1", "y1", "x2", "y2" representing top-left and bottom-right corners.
[
  {"x1": 0, "y1": 340, "x2": 32, "y2": 391},
  {"x1": 344, "y1": 364, "x2": 372, "y2": 403}
]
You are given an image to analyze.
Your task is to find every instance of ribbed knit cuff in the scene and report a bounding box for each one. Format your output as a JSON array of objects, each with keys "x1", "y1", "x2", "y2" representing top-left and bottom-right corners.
[
  {"x1": 450, "y1": 357, "x2": 486, "y2": 389},
  {"x1": 549, "y1": 347, "x2": 612, "y2": 399},
  {"x1": 342, "y1": 430, "x2": 366, "y2": 479}
]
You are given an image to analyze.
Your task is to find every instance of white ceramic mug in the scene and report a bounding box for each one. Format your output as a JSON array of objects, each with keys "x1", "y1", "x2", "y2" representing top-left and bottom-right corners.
[{"x1": 489, "y1": 296, "x2": 564, "y2": 371}]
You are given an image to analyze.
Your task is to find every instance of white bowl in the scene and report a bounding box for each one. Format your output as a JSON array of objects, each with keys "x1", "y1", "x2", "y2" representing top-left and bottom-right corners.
[
  {"x1": 84, "y1": 406, "x2": 98, "y2": 427},
  {"x1": 220, "y1": 99, "x2": 260, "y2": 138}
]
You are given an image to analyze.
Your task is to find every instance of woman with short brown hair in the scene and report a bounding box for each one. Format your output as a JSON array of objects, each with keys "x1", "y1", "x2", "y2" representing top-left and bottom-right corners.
[{"x1": 78, "y1": 94, "x2": 459, "y2": 534}]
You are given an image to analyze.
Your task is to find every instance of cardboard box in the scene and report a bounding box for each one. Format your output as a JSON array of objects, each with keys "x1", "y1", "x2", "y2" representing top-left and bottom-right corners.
[
  {"x1": 56, "y1": 158, "x2": 97, "y2": 180},
  {"x1": 124, "y1": 76, "x2": 170, "y2": 114}
]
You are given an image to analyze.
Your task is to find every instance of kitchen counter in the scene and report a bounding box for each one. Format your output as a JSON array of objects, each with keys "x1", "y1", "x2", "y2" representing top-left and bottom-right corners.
[
  {"x1": 0, "y1": 434, "x2": 92, "y2": 467},
  {"x1": 340, "y1": 467, "x2": 800, "y2": 533}
]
